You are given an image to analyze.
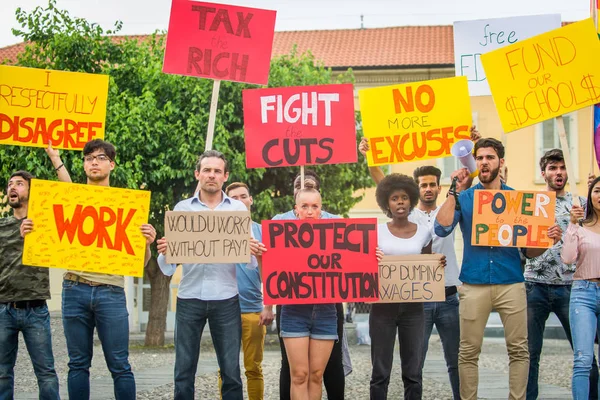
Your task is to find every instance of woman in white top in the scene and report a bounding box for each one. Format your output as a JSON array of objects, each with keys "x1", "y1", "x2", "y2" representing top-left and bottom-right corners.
[{"x1": 370, "y1": 173, "x2": 434, "y2": 400}]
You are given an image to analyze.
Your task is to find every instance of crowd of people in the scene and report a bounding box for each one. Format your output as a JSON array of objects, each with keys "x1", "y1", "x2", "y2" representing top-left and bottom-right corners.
[{"x1": 1, "y1": 132, "x2": 599, "y2": 400}]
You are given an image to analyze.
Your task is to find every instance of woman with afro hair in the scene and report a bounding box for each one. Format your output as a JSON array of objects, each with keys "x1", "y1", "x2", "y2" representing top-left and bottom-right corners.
[{"x1": 369, "y1": 173, "x2": 436, "y2": 400}]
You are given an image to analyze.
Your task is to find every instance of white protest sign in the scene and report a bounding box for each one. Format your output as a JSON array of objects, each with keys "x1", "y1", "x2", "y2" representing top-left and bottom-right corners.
[{"x1": 453, "y1": 14, "x2": 561, "y2": 96}]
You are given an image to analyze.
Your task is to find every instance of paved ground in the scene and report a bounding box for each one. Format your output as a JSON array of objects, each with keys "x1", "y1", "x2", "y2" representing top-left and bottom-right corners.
[{"x1": 12, "y1": 316, "x2": 575, "y2": 399}]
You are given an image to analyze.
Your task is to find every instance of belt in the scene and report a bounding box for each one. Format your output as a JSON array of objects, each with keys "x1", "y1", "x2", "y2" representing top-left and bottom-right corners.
[
  {"x1": 64, "y1": 272, "x2": 105, "y2": 287},
  {"x1": 2, "y1": 299, "x2": 46, "y2": 309},
  {"x1": 445, "y1": 286, "x2": 457, "y2": 297}
]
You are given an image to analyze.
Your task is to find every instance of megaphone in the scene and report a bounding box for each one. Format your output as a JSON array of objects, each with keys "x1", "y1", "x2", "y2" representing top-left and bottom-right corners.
[{"x1": 451, "y1": 139, "x2": 478, "y2": 178}]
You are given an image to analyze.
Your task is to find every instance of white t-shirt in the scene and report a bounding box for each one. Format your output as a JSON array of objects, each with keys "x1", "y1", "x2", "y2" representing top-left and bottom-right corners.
[
  {"x1": 409, "y1": 207, "x2": 461, "y2": 287},
  {"x1": 377, "y1": 222, "x2": 432, "y2": 257}
]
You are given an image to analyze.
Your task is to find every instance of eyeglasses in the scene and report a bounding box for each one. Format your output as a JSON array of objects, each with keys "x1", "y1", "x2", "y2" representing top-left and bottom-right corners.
[{"x1": 83, "y1": 154, "x2": 111, "y2": 163}]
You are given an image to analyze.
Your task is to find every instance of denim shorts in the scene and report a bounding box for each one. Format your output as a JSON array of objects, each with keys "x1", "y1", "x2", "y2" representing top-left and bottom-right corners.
[{"x1": 280, "y1": 304, "x2": 338, "y2": 340}]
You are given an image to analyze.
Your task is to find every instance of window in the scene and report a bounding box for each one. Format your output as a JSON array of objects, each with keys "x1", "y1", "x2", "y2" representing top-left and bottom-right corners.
[{"x1": 534, "y1": 112, "x2": 578, "y2": 182}]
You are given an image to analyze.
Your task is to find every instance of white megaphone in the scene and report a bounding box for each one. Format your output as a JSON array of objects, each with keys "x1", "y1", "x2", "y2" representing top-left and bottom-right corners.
[{"x1": 451, "y1": 139, "x2": 478, "y2": 178}]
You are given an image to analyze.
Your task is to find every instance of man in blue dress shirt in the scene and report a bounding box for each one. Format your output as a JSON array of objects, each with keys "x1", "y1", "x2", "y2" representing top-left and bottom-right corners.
[
  {"x1": 157, "y1": 150, "x2": 247, "y2": 400},
  {"x1": 435, "y1": 138, "x2": 561, "y2": 400}
]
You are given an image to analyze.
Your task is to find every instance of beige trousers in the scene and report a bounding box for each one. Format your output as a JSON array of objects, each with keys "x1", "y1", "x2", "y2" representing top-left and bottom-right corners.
[{"x1": 458, "y1": 283, "x2": 529, "y2": 400}]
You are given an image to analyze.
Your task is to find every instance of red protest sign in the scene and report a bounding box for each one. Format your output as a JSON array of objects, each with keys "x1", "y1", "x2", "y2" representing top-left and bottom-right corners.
[
  {"x1": 261, "y1": 218, "x2": 379, "y2": 305},
  {"x1": 243, "y1": 84, "x2": 358, "y2": 168},
  {"x1": 163, "y1": 0, "x2": 276, "y2": 85}
]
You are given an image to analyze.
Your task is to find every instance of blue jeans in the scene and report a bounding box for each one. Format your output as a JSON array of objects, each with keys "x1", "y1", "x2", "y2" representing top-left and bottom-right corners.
[
  {"x1": 422, "y1": 293, "x2": 460, "y2": 400},
  {"x1": 570, "y1": 280, "x2": 600, "y2": 400},
  {"x1": 0, "y1": 303, "x2": 59, "y2": 400},
  {"x1": 62, "y1": 280, "x2": 134, "y2": 400},
  {"x1": 527, "y1": 282, "x2": 599, "y2": 400},
  {"x1": 174, "y1": 296, "x2": 242, "y2": 400}
]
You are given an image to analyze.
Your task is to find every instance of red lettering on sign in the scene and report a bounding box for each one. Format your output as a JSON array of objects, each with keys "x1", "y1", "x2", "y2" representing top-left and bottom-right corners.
[{"x1": 53, "y1": 204, "x2": 137, "y2": 255}]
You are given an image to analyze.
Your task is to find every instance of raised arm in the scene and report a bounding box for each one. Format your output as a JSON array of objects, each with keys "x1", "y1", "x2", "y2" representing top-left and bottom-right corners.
[
  {"x1": 45, "y1": 143, "x2": 72, "y2": 183},
  {"x1": 359, "y1": 137, "x2": 385, "y2": 185},
  {"x1": 561, "y1": 205, "x2": 585, "y2": 264}
]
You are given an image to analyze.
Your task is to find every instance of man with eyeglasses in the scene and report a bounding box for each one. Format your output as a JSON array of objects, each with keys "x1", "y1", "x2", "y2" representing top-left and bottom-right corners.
[
  {"x1": 21, "y1": 139, "x2": 156, "y2": 400},
  {"x1": 0, "y1": 144, "x2": 70, "y2": 399}
]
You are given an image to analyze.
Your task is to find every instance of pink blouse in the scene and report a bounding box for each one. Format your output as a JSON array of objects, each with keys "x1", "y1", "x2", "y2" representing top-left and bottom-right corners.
[{"x1": 561, "y1": 223, "x2": 600, "y2": 280}]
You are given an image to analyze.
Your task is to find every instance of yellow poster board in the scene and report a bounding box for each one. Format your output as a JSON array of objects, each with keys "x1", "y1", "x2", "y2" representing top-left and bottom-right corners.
[
  {"x1": 472, "y1": 190, "x2": 556, "y2": 248},
  {"x1": 481, "y1": 19, "x2": 600, "y2": 132},
  {"x1": 23, "y1": 179, "x2": 151, "y2": 277},
  {"x1": 0, "y1": 65, "x2": 109, "y2": 150},
  {"x1": 358, "y1": 76, "x2": 472, "y2": 166}
]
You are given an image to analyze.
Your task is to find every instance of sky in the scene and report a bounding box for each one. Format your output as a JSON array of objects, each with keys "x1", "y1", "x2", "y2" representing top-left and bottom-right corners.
[{"x1": 0, "y1": 0, "x2": 593, "y2": 48}]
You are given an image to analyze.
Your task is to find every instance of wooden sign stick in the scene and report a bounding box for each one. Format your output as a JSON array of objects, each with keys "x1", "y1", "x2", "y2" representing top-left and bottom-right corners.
[
  {"x1": 556, "y1": 115, "x2": 581, "y2": 207},
  {"x1": 300, "y1": 165, "x2": 305, "y2": 189},
  {"x1": 204, "y1": 80, "x2": 221, "y2": 151}
]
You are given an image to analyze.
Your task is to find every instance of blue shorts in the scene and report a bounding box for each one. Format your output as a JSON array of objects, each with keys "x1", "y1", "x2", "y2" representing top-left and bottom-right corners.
[{"x1": 280, "y1": 304, "x2": 338, "y2": 340}]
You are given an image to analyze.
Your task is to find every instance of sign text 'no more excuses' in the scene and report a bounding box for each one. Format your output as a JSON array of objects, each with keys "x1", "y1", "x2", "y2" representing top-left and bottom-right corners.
[
  {"x1": 359, "y1": 76, "x2": 473, "y2": 166},
  {"x1": 163, "y1": 0, "x2": 276, "y2": 84},
  {"x1": 261, "y1": 218, "x2": 379, "y2": 305},
  {"x1": 243, "y1": 84, "x2": 357, "y2": 168}
]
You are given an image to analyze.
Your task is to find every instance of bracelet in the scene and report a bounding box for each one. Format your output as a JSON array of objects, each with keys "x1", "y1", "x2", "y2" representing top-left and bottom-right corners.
[{"x1": 55, "y1": 163, "x2": 64, "y2": 171}]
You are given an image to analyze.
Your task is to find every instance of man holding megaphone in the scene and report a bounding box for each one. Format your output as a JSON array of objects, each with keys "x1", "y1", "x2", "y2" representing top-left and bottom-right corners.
[{"x1": 359, "y1": 128, "x2": 481, "y2": 400}]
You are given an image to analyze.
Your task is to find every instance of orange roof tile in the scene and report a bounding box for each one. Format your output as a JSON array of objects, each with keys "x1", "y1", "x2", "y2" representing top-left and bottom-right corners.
[
  {"x1": 272, "y1": 26, "x2": 454, "y2": 69},
  {"x1": 0, "y1": 23, "x2": 573, "y2": 69}
]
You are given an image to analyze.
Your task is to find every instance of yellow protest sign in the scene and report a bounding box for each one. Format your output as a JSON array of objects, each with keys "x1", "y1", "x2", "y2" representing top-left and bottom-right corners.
[
  {"x1": 23, "y1": 179, "x2": 151, "y2": 277},
  {"x1": 0, "y1": 65, "x2": 109, "y2": 150},
  {"x1": 481, "y1": 19, "x2": 600, "y2": 132},
  {"x1": 358, "y1": 76, "x2": 472, "y2": 166},
  {"x1": 472, "y1": 190, "x2": 556, "y2": 248}
]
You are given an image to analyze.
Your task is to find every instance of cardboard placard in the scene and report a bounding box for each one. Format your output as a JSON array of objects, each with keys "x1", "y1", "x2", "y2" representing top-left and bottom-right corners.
[
  {"x1": 453, "y1": 14, "x2": 561, "y2": 96},
  {"x1": 163, "y1": 0, "x2": 276, "y2": 85},
  {"x1": 0, "y1": 65, "x2": 109, "y2": 150},
  {"x1": 472, "y1": 190, "x2": 556, "y2": 248},
  {"x1": 358, "y1": 76, "x2": 472, "y2": 166},
  {"x1": 261, "y1": 218, "x2": 379, "y2": 305},
  {"x1": 23, "y1": 180, "x2": 151, "y2": 277},
  {"x1": 164, "y1": 210, "x2": 251, "y2": 263},
  {"x1": 481, "y1": 19, "x2": 600, "y2": 132},
  {"x1": 375, "y1": 254, "x2": 445, "y2": 303},
  {"x1": 242, "y1": 84, "x2": 357, "y2": 168}
]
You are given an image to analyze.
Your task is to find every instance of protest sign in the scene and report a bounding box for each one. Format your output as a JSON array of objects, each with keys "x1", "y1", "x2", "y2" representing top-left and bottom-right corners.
[
  {"x1": 358, "y1": 76, "x2": 472, "y2": 166},
  {"x1": 481, "y1": 19, "x2": 600, "y2": 132},
  {"x1": 453, "y1": 14, "x2": 561, "y2": 96},
  {"x1": 242, "y1": 84, "x2": 357, "y2": 168},
  {"x1": 164, "y1": 210, "x2": 251, "y2": 263},
  {"x1": 375, "y1": 254, "x2": 445, "y2": 303},
  {"x1": 261, "y1": 218, "x2": 379, "y2": 305},
  {"x1": 23, "y1": 180, "x2": 151, "y2": 277},
  {"x1": 472, "y1": 190, "x2": 556, "y2": 248},
  {"x1": 163, "y1": 0, "x2": 276, "y2": 85},
  {"x1": 0, "y1": 65, "x2": 109, "y2": 150}
]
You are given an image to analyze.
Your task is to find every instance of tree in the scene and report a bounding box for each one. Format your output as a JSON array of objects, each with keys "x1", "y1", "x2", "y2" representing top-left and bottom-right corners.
[{"x1": 3, "y1": 0, "x2": 374, "y2": 346}]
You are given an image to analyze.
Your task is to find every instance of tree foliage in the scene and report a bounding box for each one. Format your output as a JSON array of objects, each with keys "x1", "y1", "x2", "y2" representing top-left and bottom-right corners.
[{"x1": 1, "y1": 0, "x2": 373, "y2": 228}]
